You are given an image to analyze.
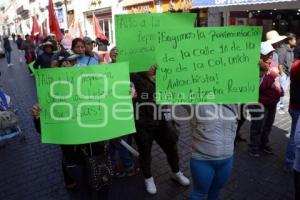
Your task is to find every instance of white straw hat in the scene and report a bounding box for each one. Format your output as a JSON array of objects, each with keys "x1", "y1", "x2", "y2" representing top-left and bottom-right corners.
[{"x1": 266, "y1": 30, "x2": 287, "y2": 44}]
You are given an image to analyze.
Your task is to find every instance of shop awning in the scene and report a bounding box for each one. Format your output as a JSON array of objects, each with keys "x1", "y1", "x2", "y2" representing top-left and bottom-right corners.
[
  {"x1": 192, "y1": 0, "x2": 298, "y2": 8},
  {"x1": 122, "y1": 0, "x2": 154, "y2": 7}
]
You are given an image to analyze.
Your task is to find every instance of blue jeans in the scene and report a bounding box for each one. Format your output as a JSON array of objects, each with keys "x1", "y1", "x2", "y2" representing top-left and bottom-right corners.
[
  {"x1": 190, "y1": 156, "x2": 233, "y2": 200},
  {"x1": 5, "y1": 50, "x2": 11, "y2": 64},
  {"x1": 286, "y1": 109, "x2": 300, "y2": 167}
]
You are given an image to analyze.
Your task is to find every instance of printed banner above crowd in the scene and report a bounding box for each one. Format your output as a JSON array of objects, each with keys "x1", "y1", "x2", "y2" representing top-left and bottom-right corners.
[
  {"x1": 35, "y1": 63, "x2": 136, "y2": 144},
  {"x1": 115, "y1": 13, "x2": 196, "y2": 72},
  {"x1": 155, "y1": 26, "x2": 262, "y2": 104}
]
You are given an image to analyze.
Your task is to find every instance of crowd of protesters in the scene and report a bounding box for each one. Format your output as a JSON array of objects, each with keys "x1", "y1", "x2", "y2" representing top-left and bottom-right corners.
[{"x1": 0, "y1": 28, "x2": 299, "y2": 199}]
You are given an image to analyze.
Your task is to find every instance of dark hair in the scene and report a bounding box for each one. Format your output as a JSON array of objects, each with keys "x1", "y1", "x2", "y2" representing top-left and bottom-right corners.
[
  {"x1": 25, "y1": 34, "x2": 30, "y2": 38},
  {"x1": 286, "y1": 33, "x2": 296, "y2": 42},
  {"x1": 43, "y1": 36, "x2": 52, "y2": 43},
  {"x1": 71, "y1": 38, "x2": 85, "y2": 50}
]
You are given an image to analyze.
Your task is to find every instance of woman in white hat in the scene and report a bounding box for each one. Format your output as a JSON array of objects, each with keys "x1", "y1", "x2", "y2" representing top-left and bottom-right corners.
[{"x1": 266, "y1": 30, "x2": 287, "y2": 72}]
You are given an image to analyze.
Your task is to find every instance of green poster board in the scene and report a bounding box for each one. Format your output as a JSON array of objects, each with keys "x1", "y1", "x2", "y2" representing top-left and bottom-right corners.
[
  {"x1": 28, "y1": 62, "x2": 36, "y2": 75},
  {"x1": 155, "y1": 26, "x2": 262, "y2": 104},
  {"x1": 115, "y1": 13, "x2": 196, "y2": 72},
  {"x1": 35, "y1": 62, "x2": 136, "y2": 144}
]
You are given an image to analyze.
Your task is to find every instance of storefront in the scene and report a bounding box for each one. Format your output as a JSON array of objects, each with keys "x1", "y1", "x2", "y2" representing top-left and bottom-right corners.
[{"x1": 192, "y1": 0, "x2": 300, "y2": 37}]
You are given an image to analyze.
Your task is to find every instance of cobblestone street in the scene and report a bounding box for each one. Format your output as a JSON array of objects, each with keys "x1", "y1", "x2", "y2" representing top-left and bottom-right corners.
[{"x1": 0, "y1": 45, "x2": 294, "y2": 200}]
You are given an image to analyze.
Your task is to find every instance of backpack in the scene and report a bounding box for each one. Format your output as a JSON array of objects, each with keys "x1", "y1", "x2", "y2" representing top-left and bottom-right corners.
[{"x1": 0, "y1": 89, "x2": 18, "y2": 134}]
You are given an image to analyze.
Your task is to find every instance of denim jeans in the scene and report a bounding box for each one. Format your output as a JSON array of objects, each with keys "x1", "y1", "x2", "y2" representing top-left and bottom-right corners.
[
  {"x1": 190, "y1": 157, "x2": 233, "y2": 200},
  {"x1": 5, "y1": 50, "x2": 11, "y2": 64},
  {"x1": 293, "y1": 115, "x2": 300, "y2": 172},
  {"x1": 285, "y1": 109, "x2": 300, "y2": 167}
]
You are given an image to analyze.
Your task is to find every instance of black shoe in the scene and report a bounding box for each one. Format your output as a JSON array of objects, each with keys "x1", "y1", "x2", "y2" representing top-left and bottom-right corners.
[
  {"x1": 248, "y1": 149, "x2": 260, "y2": 158},
  {"x1": 262, "y1": 146, "x2": 274, "y2": 154}
]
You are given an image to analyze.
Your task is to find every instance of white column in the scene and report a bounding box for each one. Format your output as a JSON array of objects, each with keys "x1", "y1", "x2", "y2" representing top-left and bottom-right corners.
[{"x1": 223, "y1": 10, "x2": 230, "y2": 26}]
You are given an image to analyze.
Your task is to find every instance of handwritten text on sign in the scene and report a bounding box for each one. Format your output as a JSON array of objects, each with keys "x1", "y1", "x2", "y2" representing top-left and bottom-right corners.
[
  {"x1": 35, "y1": 63, "x2": 136, "y2": 145},
  {"x1": 115, "y1": 13, "x2": 196, "y2": 72},
  {"x1": 156, "y1": 26, "x2": 262, "y2": 104}
]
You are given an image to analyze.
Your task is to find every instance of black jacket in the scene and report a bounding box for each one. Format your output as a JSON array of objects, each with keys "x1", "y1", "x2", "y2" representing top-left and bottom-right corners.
[
  {"x1": 33, "y1": 53, "x2": 53, "y2": 69},
  {"x1": 3, "y1": 38, "x2": 11, "y2": 51},
  {"x1": 131, "y1": 73, "x2": 165, "y2": 127}
]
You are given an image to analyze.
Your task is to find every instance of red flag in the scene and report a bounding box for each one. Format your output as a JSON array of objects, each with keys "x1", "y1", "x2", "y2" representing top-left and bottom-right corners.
[
  {"x1": 93, "y1": 13, "x2": 107, "y2": 40},
  {"x1": 31, "y1": 16, "x2": 40, "y2": 41},
  {"x1": 48, "y1": 0, "x2": 63, "y2": 40},
  {"x1": 41, "y1": 20, "x2": 48, "y2": 38}
]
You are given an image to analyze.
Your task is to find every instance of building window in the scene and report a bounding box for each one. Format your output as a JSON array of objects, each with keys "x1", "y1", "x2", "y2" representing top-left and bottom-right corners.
[{"x1": 98, "y1": 18, "x2": 113, "y2": 44}]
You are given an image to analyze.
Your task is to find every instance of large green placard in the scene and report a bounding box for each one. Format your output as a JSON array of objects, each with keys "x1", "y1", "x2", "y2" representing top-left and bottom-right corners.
[
  {"x1": 155, "y1": 26, "x2": 262, "y2": 104},
  {"x1": 35, "y1": 63, "x2": 136, "y2": 144},
  {"x1": 115, "y1": 13, "x2": 196, "y2": 72}
]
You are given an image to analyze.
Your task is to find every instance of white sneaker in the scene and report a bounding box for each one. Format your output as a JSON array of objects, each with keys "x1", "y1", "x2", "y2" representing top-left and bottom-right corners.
[
  {"x1": 10, "y1": 63, "x2": 13, "y2": 67},
  {"x1": 7, "y1": 64, "x2": 11, "y2": 67},
  {"x1": 144, "y1": 177, "x2": 157, "y2": 195},
  {"x1": 172, "y1": 171, "x2": 190, "y2": 186}
]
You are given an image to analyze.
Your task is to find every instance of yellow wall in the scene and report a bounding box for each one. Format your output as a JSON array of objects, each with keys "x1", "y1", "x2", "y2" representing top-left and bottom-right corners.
[
  {"x1": 126, "y1": 2, "x2": 156, "y2": 14},
  {"x1": 125, "y1": 0, "x2": 192, "y2": 13},
  {"x1": 162, "y1": 0, "x2": 192, "y2": 12}
]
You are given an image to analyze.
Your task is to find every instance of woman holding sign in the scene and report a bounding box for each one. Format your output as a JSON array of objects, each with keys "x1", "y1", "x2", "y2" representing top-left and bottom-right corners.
[
  {"x1": 184, "y1": 104, "x2": 238, "y2": 200},
  {"x1": 32, "y1": 46, "x2": 113, "y2": 200},
  {"x1": 131, "y1": 66, "x2": 190, "y2": 195},
  {"x1": 71, "y1": 38, "x2": 99, "y2": 66}
]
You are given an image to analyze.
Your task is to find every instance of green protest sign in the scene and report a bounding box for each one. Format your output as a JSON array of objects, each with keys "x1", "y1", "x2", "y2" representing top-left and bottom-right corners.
[
  {"x1": 115, "y1": 13, "x2": 196, "y2": 72},
  {"x1": 155, "y1": 26, "x2": 262, "y2": 104},
  {"x1": 28, "y1": 62, "x2": 36, "y2": 75},
  {"x1": 35, "y1": 63, "x2": 136, "y2": 144}
]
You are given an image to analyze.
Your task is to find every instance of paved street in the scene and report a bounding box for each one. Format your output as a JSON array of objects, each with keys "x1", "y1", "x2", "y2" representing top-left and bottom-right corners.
[{"x1": 0, "y1": 44, "x2": 295, "y2": 200}]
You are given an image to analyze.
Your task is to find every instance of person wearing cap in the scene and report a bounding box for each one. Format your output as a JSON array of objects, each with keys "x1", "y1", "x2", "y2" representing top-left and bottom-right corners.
[
  {"x1": 236, "y1": 31, "x2": 287, "y2": 144},
  {"x1": 83, "y1": 36, "x2": 101, "y2": 64},
  {"x1": 33, "y1": 41, "x2": 54, "y2": 69},
  {"x1": 248, "y1": 42, "x2": 283, "y2": 157}
]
